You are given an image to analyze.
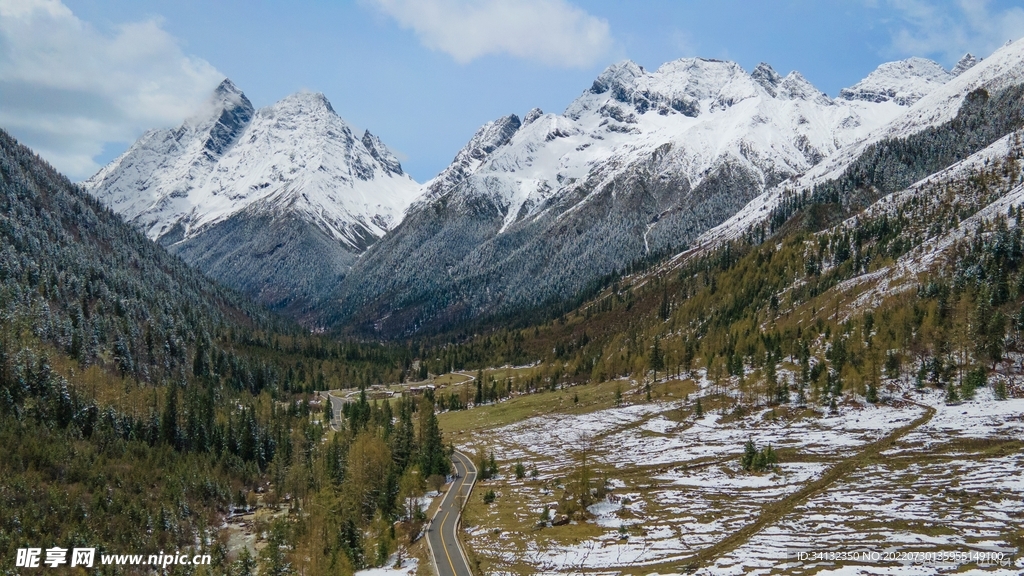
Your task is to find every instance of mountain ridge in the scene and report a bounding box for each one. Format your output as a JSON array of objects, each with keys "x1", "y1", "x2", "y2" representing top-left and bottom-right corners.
[
  {"x1": 84, "y1": 79, "x2": 421, "y2": 317},
  {"x1": 331, "y1": 51, "x2": 959, "y2": 336}
]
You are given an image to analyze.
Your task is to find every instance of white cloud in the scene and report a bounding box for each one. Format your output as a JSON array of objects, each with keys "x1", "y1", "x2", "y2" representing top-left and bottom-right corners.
[
  {"x1": 367, "y1": 0, "x2": 612, "y2": 67},
  {"x1": 886, "y1": 0, "x2": 1024, "y2": 65},
  {"x1": 0, "y1": 0, "x2": 223, "y2": 179}
]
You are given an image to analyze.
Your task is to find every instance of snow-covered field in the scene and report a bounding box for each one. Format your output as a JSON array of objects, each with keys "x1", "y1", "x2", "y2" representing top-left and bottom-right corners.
[{"x1": 458, "y1": 384, "x2": 1024, "y2": 575}]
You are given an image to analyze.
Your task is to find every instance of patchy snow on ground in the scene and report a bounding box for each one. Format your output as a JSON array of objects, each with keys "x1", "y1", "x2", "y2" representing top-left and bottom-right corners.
[
  {"x1": 459, "y1": 385, "x2": 1024, "y2": 574},
  {"x1": 353, "y1": 555, "x2": 418, "y2": 576}
]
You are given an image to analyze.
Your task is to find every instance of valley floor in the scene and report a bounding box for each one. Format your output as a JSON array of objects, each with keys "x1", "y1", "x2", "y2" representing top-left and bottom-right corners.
[{"x1": 443, "y1": 375, "x2": 1024, "y2": 575}]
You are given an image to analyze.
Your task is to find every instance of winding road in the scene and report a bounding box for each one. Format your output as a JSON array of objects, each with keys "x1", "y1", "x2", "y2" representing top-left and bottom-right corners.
[{"x1": 427, "y1": 451, "x2": 477, "y2": 576}]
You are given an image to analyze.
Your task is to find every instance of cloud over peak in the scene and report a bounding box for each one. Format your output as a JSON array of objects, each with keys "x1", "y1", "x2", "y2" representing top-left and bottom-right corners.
[{"x1": 0, "y1": 0, "x2": 224, "y2": 179}]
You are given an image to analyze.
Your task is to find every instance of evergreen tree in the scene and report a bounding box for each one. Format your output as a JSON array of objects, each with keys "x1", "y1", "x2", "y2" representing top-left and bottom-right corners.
[
  {"x1": 232, "y1": 547, "x2": 257, "y2": 576},
  {"x1": 418, "y1": 398, "x2": 449, "y2": 477},
  {"x1": 650, "y1": 336, "x2": 664, "y2": 380},
  {"x1": 741, "y1": 438, "x2": 757, "y2": 471},
  {"x1": 161, "y1": 380, "x2": 179, "y2": 449},
  {"x1": 866, "y1": 382, "x2": 879, "y2": 403},
  {"x1": 391, "y1": 400, "x2": 416, "y2": 470},
  {"x1": 945, "y1": 383, "x2": 960, "y2": 404},
  {"x1": 962, "y1": 367, "x2": 985, "y2": 400},
  {"x1": 994, "y1": 378, "x2": 1009, "y2": 400}
]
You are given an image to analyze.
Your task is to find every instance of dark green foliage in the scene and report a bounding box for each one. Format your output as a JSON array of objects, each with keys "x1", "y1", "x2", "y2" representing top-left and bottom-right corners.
[
  {"x1": 649, "y1": 336, "x2": 664, "y2": 378},
  {"x1": 418, "y1": 399, "x2": 449, "y2": 478},
  {"x1": 740, "y1": 439, "x2": 778, "y2": 472},
  {"x1": 769, "y1": 84, "x2": 1024, "y2": 233},
  {"x1": 0, "y1": 130, "x2": 425, "y2": 572},
  {"x1": 946, "y1": 382, "x2": 960, "y2": 404},
  {"x1": 994, "y1": 378, "x2": 1008, "y2": 400},
  {"x1": 483, "y1": 489, "x2": 496, "y2": 504},
  {"x1": 962, "y1": 366, "x2": 986, "y2": 400}
]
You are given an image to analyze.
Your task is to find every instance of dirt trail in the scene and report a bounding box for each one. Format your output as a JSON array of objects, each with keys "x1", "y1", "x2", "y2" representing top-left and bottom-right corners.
[{"x1": 668, "y1": 399, "x2": 937, "y2": 573}]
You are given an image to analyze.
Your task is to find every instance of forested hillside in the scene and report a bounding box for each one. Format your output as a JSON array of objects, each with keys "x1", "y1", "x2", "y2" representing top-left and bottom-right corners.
[
  {"x1": 405, "y1": 105, "x2": 1024, "y2": 419},
  {"x1": 0, "y1": 129, "x2": 447, "y2": 575}
]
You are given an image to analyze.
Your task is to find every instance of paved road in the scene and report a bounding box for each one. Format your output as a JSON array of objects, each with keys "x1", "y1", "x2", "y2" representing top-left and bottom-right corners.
[
  {"x1": 427, "y1": 452, "x2": 477, "y2": 576},
  {"x1": 318, "y1": 391, "x2": 346, "y2": 431}
]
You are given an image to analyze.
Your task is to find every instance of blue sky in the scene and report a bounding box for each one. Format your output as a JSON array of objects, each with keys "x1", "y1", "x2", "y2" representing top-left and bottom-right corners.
[{"x1": 3, "y1": 0, "x2": 1024, "y2": 181}]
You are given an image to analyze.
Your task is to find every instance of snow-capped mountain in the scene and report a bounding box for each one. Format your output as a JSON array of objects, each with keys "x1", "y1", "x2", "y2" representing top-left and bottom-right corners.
[
  {"x1": 838, "y1": 57, "x2": 951, "y2": 106},
  {"x1": 333, "y1": 54, "x2": 955, "y2": 335},
  {"x1": 701, "y1": 38, "x2": 1024, "y2": 247},
  {"x1": 84, "y1": 79, "x2": 420, "y2": 316}
]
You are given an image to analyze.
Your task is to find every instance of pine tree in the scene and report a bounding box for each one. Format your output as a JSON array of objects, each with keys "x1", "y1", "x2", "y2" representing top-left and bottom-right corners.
[
  {"x1": 514, "y1": 460, "x2": 526, "y2": 479},
  {"x1": 418, "y1": 398, "x2": 449, "y2": 477},
  {"x1": 650, "y1": 336, "x2": 664, "y2": 381},
  {"x1": 391, "y1": 400, "x2": 416, "y2": 470},
  {"x1": 945, "y1": 383, "x2": 960, "y2": 404},
  {"x1": 695, "y1": 396, "x2": 704, "y2": 418},
  {"x1": 161, "y1": 381, "x2": 179, "y2": 449},
  {"x1": 741, "y1": 438, "x2": 757, "y2": 471},
  {"x1": 866, "y1": 382, "x2": 878, "y2": 403},
  {"x1": 994, "y1": 378, "x2": 1008, "y2": 400},
  {"x1": 233, "y1": 547, "x2": 257, "y2": 576}
]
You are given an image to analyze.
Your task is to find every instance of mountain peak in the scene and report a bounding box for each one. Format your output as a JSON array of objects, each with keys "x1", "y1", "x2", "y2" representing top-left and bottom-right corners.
[
  {"x1": 181, "y1": 78, "x2": 255, "y2": 160},
  {"x1": 952, "y1": 53, "x2": 980, "y2": 76},
  {"x1": 273, "y1": 91, "x2": 337, "y2": 116},
  {"x1": 751, "y1": 62, "x2": 782, "y2": 94},
  {"x1": 186, "y1": 78, "x2": 253, "y2": 127},
  {"x1": 590, "y1": 60, "x2": 646, "y2": 98},
  {"x1": 839, "y1": 57, "x2": 951, "y2": 106},
  {"x1": 778, "y1": 71, "x2": 832, "y2": 105},
  {"x1": 523, "y1": 107, "x2": 544, "y2": 126},
  {"x1": 213, "y1": 78, "x2": 243, "y2": 98},
  {"x1": 422, "y1": 113, "x2": 521, "y2": 200}
]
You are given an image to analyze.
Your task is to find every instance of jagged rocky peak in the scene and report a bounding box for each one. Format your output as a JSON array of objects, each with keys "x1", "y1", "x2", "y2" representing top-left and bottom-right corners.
[
  {"x1": 643, "y1": 57, "x2": 743, "y2": 104},
  {"x1": 187, "y1": 78, "x2": 252, "y2": 125},
  {"x1": 523, "y1": 107, "x2": 544, "y2": 126},
  {"x1": 362, "y1": 130, "x2": 404, "y2": 175},
  {"x1": 421, "y1": 113, "x2": 521, "y2": 199},
  {"x1": 952, "y1": 53, "x2": 980, "y2": 76},
  {"x1": 186, "y1": 78, "x2": 255, "y2": 159},
  {"x1": 751, "y1": 62, "x2": 782, "y2": 95},
  {"x1": 590, "y1": 60, "x2": 646, "y2": 100},
  {"x1": 464, "y1": 114, "x2": 522, "y2": 160},
  {"x1": 778, "y1": 71, "x2": 833, "y2": 105},
  {"x1": 839, "y1": 57, "x2": 951, "y2": 106}
]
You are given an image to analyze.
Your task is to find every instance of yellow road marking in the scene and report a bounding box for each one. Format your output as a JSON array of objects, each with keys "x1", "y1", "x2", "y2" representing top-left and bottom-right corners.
[
  {"x1": 441, "y1": 508, "x2": 457, "y2": 574},
  {"x1": 434, "y1": 454, "x2": 474, "y2": 575}
]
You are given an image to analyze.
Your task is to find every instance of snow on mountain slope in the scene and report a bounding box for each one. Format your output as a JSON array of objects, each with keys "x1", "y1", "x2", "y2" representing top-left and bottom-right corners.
[
  {"x1": 838, "y1": 57, "x2": 951, "y2": 106},
  {"x1": 822, "y1": 128, "x2": 1024, "y2": 318},
  {"x1": 84, "y1": 80, "x2": 420, "y2": 252},
  {"x1": 84, "y1": 79, "x2": 421, "y2": 319},
  {"x1": 422, "y1": 57, "x2": 910, "y2": 242},
  {"x1": 335, "y1": 56, "x2": 932, "y2": 335},
  {"x1": 697, "y1": 38, "x2": 1024, "y2": 248}
]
